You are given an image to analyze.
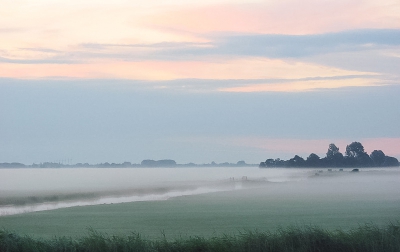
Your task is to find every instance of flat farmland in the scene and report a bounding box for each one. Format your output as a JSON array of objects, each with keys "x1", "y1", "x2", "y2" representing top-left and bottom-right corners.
[{"x1": 1, "y1": 169, "x2": 399, "y2": 240}]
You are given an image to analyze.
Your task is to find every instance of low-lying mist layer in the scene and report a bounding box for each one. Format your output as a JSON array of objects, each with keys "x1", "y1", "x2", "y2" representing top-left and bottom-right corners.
[
  {"x1": 0, "y1": 167, "x2": 299, "y2": 215},
  {"x1": 1, "y1": 167, "x2": 399, "y2": 216},
  {"x1": 0, "y1": 185, "x2": 205, "y2": 206},
  {"x1": 0, "y1": 182, "x2": 240, "y2": 216}
]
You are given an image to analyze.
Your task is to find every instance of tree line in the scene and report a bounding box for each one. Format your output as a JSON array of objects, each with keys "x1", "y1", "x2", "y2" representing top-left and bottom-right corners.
[
  {"x1": 0, "y1": 160, "x2": 256, "y2": 168},
  {"x1": 259, "y1": 141, "x2": 399, "y2": 168}
]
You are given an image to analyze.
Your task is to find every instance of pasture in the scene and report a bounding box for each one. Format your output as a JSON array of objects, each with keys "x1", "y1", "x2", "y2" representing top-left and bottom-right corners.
[{"x1": 1, "y1": 169, "x2": 399, "y2": 240}]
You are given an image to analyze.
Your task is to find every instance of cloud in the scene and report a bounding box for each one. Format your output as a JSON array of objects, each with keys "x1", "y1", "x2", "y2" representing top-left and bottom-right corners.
[
  {"x1": 81, "y1": 42, "x2": 213, "y2": 49},
  {"x1": 3, "y1": 29, "x2": 398, "y2": 65},
  {"x1": 20, "y1": 47, "x2": 62, "y2": 53},
  {"x1": 305, "y1": 47, "x2": 400, "y2": 77},
  {"x1": 1, "y1": 0, "x2": 399, "y2": 94},
  {"x1": 0, "y1": 56, "x2": 74, "y2": 64},
  {"x1": 219, "y1": 77, "x2": 381, "y2": 93},
  {"x1": 141, "y1": 75, "x2": 380, "y2": 92},
  {"x1": 125, "y1": 29, "x2": 400, "y2": 61},
  {"x1": 213, "y1": 29, "x2": 400, "y2": 58},
  {"x1": 0, "y1": 28, "x2": 26, "y2": 33},
  {"x1": 0, "y1": 57, "x2": 374, "y2": 84},
  {"x1": 144, "y1": 0, "x2": 400, "y2": 35}
]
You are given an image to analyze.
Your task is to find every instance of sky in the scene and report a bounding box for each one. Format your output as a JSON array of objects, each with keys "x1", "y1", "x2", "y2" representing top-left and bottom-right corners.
[{"x1": 1, "y1": 0, "x2": 400, "y2": 164}]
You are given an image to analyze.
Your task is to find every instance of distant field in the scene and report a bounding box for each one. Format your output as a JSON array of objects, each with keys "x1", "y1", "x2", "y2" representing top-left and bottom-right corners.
[{"x1": 1, "y1": 170, "x2": 399, "y2": 240}]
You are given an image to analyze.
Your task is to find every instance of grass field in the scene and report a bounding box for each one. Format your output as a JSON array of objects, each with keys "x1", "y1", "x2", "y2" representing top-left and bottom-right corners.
[
  {"x1": 1, "y1": 223, "x2": 400, "y2": 252},
  {"x1": 1, "y1": 170, "x2": 399, "y2": 240}
]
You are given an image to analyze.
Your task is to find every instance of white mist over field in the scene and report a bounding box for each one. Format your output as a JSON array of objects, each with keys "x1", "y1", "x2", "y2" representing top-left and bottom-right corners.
[{"x1": 1, "y1": 167, "x2": 399, "y2": 216}]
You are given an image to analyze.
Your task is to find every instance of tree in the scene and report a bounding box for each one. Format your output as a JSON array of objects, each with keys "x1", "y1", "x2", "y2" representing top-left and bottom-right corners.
[
  {"x1": 326, "y1": 143, "x2": 344, "y2": 167},
  {"x1": 345, "y1": 142, "x2": 373, "y2": 167},
  {"x1": 370, "y1": 150, "x2": 386, "y2": 166},
  {"x1": 345, "y1": 142, "x2": 366, "y2": 158},
  {"x1": 265, "y1": 158, "x2": 275, "y2": 167},
  {"x1": 356, "y1": 152, "x2": 374, "y2": 167},
  {"x1": 237, "y1": 161, "x2": 246, "y2": 166},
  {"x1": 383, "y1": 156, "x2": 399, "y2": 167},
  {"x1": 306, "y1": 153, "x2": 320, "y2": 167},
  {"x1": 288, "y1": 155, "x2": 305, "y2": 167},
  {"x1": 274, "y1": 158, "x2": 285, "y2": 167},
  {"x1": 326, "y1": 143, "x2": 340, "y2": 159}
]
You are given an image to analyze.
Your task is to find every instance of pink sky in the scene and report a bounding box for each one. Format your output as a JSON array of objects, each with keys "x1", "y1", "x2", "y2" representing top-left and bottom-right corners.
[
  {"x1": 146, "y1": 1, "x2": 400, "y2": 35},
  {"x1": 1, "y1": 0, "x2": 399, "y2": 86},
  {"x1": 187, "y1": 137, "x2": 400, "y2": 159}
]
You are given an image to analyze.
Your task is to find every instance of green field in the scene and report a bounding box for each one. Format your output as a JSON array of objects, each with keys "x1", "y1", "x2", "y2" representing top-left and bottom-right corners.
[{"x1": 1, "y1": 171, "x2": 399, "y2": 240}]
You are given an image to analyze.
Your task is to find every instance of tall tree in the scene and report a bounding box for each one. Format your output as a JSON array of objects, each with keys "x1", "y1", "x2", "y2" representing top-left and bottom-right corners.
[
  {"x1": 288, "y1": 155, "x2": 305, "y2": 167},
  {"x1": 383, "y1": 156, "x2": 399, "y2": 167},
  {"x1": 306, "y1": 153, "x2": 320, "y2": 167},
  {"x1": 346, "y1": 142, "x2": 373, "y2": 167},
  {"x1": 370, "y1": 150, "x2": 386, "y2": 166},
  {"x1": 326, "y1": 143, "x2": 340, "y2": 159},
  {"x1": 326, "y1": 143, "x2": 344, "y2": 167},
  {"x1": 345, "y1": 142, "x2": 366, "y2": 158}
]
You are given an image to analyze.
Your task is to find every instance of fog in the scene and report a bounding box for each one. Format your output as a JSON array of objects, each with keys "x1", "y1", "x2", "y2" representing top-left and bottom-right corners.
[{"x1": 1, "y1": 167, "x2": 399, "y2": 216}]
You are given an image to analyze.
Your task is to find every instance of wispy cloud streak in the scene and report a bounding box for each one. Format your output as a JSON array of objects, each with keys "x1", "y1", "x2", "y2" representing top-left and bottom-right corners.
[
  {"x1": 0, "y1": 1, "x2": 399, "y2": 92},
  {"x1": 3, "y1": 29, "x2": 399, "y2": 63}
]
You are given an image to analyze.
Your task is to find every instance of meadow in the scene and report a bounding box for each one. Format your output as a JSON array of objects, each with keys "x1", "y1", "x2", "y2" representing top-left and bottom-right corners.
[
  {"x1": 1, "y1": 223, "x2": 400, "y2": 252},
  {"x1": 0, "y1": 168, "x2": 399, "y2": 241}
]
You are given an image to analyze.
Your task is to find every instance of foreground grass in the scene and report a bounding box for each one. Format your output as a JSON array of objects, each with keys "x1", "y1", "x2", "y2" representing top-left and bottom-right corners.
[{"x1": 1, "y1": 223, "x2": 399, "y2": 252}]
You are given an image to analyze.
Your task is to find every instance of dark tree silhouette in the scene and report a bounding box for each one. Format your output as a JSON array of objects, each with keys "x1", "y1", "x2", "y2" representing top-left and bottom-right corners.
[
  {"x1": 326, "y1": 144, "x2": 340, "y2": 159},
  {"x1": 288, "y1": 155, "x2": 305, "y2": 167},
  {"x1": 325, "y1": 143, "x2": 344, "y2": 167},
  {"x1": 370, "y1": 150, "x2": 386, "y2": 166},
  {"x1": 260, "y1": 141, "x2": 398, "y2": 168},
  {"x1": 383, "y1": 156, "x2": 399, "y2": 167},
  {"x1": 346, "y1": 142, "x2": 366, "y2": 158},
  {"x1": 265, "y1": 158, "x2": 275, "y2": 167},
  {"x1": 345, "y1": 142, "x2": 373, "y2": 167},
  {"x1": 306, "y1": 153, "x2": 320, "y2": 167},
  {"x1": 357, "y1": 152, "x2": 374, "y2": 167}
]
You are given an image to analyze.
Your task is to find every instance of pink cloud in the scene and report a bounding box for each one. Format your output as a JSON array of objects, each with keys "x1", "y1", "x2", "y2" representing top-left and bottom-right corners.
[
  {"x1": 0, "y1": 61, "x2": 179, "y2": 80},
  {"x1": 0, "y1": 57, "x2": 371, "y2": 84},
  {"x1": 219, "y1": 78, "x2": 380, "y2": 93},
  {"x1": 145, "y1": 0, "x2": 400, "y2": 35}
]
